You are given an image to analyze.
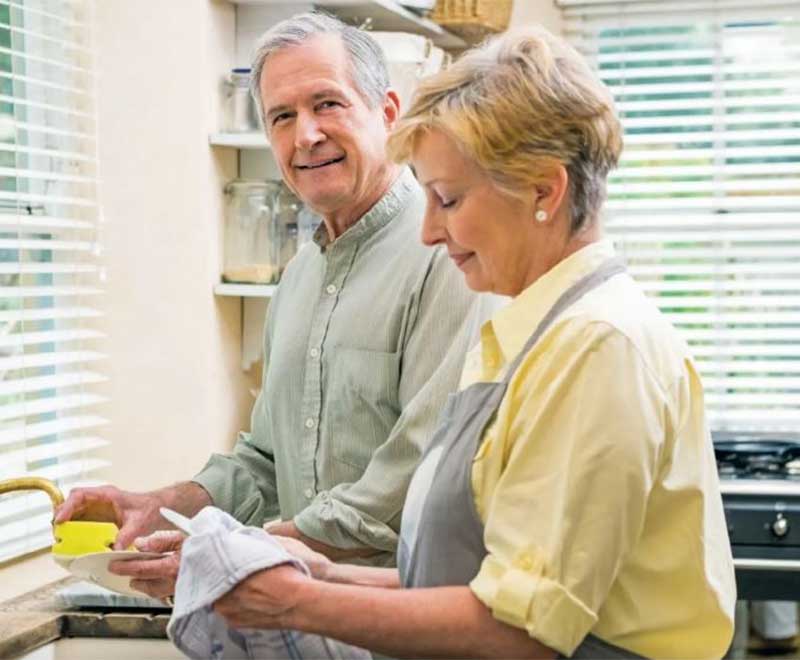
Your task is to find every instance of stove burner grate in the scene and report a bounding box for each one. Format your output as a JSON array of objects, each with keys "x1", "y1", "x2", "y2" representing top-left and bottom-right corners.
[{"x1": 714, "y1": 435, "x2": 800, "y2": 480}]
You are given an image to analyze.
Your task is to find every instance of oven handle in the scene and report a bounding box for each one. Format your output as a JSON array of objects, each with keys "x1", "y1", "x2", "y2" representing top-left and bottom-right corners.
[{"x1": 735, "y1": 558, "x2": 800, "y2": 572}]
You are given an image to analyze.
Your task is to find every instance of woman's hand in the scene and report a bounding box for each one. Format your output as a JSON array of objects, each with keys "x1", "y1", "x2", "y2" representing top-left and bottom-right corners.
[
  {"x1": 108, "y1": 530, "x2": 185, "y2": 600},
  {"x1": 271, "y1": 533, "x2": 332, "y2": 580},
  {"x1": 214, "y1": 564, "x2": 308, "y2": 629}
]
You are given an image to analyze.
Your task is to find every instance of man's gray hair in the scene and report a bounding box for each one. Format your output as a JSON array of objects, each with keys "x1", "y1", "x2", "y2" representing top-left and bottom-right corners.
[{"x1": 250, "y1": 12, "x2": 390, "y2": 123}]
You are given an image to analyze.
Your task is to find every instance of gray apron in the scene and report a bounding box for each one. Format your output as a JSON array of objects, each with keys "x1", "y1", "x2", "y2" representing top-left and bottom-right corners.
[{"x1": 398, "y1": 258, "x2": 645, "y2": 659}]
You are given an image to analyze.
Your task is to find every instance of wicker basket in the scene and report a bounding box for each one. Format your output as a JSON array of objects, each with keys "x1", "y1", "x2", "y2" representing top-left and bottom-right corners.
[{"x1": 430, "y1": 0, "x2": 514, "y2": 44}]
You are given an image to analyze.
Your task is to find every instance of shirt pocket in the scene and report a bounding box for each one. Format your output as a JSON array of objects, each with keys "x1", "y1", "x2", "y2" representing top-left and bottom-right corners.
[{"x1": 323, "y1": 346, "x2": 402, "y2": 472}]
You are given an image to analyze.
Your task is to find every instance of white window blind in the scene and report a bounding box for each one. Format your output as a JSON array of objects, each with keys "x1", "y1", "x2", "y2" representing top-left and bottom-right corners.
[
  {"x1": 561, "y1": 0, "x2": 800, "y2": 432},
  {"x1": 0, "y1": 0, "x2": 107, "y2": 563}
]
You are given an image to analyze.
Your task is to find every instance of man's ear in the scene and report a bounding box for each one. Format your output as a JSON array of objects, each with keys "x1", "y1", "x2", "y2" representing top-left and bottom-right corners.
[
  {"x1": 383, "y1": 89, "x2": 401, "y2": 129},
  {"x1": 532, "y1": 164, "x2": 569, "y2": 223}
]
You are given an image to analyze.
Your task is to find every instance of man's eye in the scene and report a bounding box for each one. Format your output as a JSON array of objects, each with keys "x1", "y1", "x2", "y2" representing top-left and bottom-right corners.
[
  {"x1": 272, "y1": 113, "x2": 291, "y2": 125},
  {"x1": 317, "y1": 100, "x2": 340, "y2": 110},
  {"x1": 439, "y1": 197, "x2": 456, "y2": 209}
]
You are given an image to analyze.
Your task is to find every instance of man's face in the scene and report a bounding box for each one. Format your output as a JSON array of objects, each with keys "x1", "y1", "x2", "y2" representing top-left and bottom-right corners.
[{"x1": 260, "y1": 34, "x2": 398, "y2": 216}]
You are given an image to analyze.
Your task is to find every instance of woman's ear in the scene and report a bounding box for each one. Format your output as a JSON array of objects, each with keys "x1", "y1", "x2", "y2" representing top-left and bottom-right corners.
[{"x1": 532, "y1": 164, "x2": 569, "y2": 224}]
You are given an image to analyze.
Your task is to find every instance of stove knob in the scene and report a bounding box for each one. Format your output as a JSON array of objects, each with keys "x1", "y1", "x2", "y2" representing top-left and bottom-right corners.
[{"x1": 772, "y1": 514, "x2": 789, "y2": 538}]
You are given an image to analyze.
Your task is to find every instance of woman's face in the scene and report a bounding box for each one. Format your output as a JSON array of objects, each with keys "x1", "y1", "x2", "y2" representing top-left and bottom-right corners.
[{"x1": 412, "y1": 129, "x2": 548, "y2": 296}]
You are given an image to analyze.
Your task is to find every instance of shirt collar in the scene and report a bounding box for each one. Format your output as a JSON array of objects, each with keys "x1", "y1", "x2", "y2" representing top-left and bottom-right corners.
[
  {"x1": 484, "y1": 239, "x2": 618, "y2": 369},
  {"x1": 312, "y1": 167, "x2": 417, "y2": 251}
]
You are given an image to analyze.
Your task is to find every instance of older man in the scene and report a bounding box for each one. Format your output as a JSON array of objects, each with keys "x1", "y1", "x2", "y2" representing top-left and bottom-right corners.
[{"x1": 56, "y1": 12, "x2": 488, "y2": 596}]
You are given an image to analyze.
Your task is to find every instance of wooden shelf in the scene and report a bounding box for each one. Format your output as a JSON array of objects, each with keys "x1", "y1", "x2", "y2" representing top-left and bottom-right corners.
[
  {"x1": 214, "y1": 283, "x2": 277, "y2": 297},
  {"x1": 227, "y1": 0, "x2": 465, "y2": 50},
  {"x1": 209, "y1": 132, "x2": 269, "y2": 149}
]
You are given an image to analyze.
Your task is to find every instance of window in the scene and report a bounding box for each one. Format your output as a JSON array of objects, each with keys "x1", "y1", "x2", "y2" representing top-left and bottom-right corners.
[
  {"x1": 0, "y1": 0, "x2": 106, "y2": 562},
  {"x1": 561, "y1": 0, "x2": 800, "y2": 432}
]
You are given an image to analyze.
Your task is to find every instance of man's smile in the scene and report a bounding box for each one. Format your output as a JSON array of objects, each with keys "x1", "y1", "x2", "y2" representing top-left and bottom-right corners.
[{"x1": 295, "y1": 156, "x2": 346, "y2": 170}]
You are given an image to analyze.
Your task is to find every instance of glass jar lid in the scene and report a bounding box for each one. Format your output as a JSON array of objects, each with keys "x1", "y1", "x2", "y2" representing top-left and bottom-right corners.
[
  {"x1": 230, "y1": 67, "x2": 251, "y2": 87},
  {"x1": 224, "y1": 179, "x2": 282, "y2": 195}
]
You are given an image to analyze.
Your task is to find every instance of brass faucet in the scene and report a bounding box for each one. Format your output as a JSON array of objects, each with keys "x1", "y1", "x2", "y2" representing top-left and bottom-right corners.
[
  {"x1": 0, "y1": 478, "x2": 119, "y2": 555},
  {"x1": 0, "y1": 477, "x2": 64, "y2": 513}
]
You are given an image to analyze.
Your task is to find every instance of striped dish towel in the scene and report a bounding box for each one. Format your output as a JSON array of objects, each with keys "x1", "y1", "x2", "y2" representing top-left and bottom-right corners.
[{"x1": 167, "y1": 506, "x2": 370, "y2": 660}]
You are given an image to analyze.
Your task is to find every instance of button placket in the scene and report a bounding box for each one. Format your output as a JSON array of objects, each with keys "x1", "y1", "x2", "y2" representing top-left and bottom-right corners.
[
  {"x1": 297, "y1": 240, "x2": 356, "y2": 498},
  {"x1": 296, "y1": 271, "x2": 335, "y2": 496}
]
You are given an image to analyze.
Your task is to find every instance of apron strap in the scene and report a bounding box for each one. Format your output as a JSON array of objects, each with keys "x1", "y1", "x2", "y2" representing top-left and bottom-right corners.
[{"x1": 502, "y1": 257, "x2": 627, "y2": 386}]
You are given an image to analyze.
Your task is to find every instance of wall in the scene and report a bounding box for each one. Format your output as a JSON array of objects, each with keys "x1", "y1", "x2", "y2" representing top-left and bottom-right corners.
[
  {"x1": 93, "y1": 0, "x2": 254, "y2": 490},
  {"x1": 510, "y1": 0, "x2": 564, "y2": 34}
]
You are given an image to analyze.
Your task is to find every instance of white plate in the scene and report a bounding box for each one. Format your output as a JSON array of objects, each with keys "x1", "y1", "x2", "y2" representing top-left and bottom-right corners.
[{"x1": 53, "y1": 550, "x2": 167, "y2": 597}]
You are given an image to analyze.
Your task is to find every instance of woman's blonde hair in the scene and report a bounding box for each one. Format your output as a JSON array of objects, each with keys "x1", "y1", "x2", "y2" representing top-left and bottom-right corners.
[{"x1": 387, "y1": 26, "x2": 623, "y2": 233}]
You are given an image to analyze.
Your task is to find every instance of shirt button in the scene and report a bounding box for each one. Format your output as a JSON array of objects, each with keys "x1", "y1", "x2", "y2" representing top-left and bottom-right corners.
[
  {"x1": 304, "y1": 488, "x2": 314, "y2": 499},
  {"x1": 309, "y1": 347, "x2": 320, "y2": 358},
  {"x1": 326, "y1": 284, "x2": 337, "y2": 295},
  {"x1": 304, "y1": 417, "x2": 316, "y2": 429},
  {"x1": 516, "y1": 553, "x2": 534, "y2": 571}
]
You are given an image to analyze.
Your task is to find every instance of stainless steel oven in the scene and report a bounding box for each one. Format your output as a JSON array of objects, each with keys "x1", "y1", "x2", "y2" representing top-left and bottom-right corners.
[{"x1": 715, "y1": 433, "x2": 800, "y2": 600}]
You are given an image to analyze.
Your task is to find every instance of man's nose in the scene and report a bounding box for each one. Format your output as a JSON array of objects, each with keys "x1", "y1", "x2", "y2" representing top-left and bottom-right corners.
[
  {"x1": 421, "y1": 205, "x2": 445, "y2": 247},
  {"x1": 294, "y1": 112, "x2": 325, "y2": 150}
]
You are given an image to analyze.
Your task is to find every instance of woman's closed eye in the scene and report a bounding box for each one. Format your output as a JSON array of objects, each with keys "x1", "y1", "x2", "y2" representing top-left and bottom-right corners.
[{"x1": 438, "y1": 194, "x2": 458, "y2": 209}]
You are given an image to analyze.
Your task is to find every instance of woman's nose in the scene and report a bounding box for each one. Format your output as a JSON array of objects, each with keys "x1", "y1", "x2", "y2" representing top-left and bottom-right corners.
[{"x1": 421, "y1": 206, "x2": 445, "y2": 247}]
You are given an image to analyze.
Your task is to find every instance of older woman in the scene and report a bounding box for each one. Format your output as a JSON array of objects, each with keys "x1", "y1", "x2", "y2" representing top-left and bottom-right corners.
[{"x1": 213, "y1": 26, "x2": 736, "y2": 659}]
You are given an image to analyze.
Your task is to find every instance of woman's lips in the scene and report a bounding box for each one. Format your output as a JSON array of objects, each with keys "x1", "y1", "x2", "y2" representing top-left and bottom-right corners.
[{"x1": 449, "y1": 252, "x2": 474, "y2": 268}]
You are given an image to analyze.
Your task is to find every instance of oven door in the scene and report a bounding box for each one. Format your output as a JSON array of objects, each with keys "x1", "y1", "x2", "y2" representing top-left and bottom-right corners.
[
  {"x1": 723, "y1": 485, "x2": 800, "y2": 600},
  {"x1": 732, "y1": 547, "x2": 800, "y2": 600}
]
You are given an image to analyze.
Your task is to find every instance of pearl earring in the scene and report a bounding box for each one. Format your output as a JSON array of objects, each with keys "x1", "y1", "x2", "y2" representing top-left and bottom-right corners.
[{"x1": 535, "y1": 209, "x2": 548, "y2": 223}]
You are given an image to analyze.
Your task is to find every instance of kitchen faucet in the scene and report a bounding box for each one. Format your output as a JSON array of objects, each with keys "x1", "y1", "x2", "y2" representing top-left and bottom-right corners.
[{"x1": 0, "y1": 476, "x2": 64, "y2": 510}]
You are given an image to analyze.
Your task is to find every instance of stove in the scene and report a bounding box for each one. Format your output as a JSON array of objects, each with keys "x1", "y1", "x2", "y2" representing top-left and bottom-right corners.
[{"x1": 714, "y1": 432, "x2": 800, "y2": 600}]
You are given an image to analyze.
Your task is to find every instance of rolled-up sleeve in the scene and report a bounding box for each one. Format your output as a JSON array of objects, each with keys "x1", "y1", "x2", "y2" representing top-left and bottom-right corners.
[
  {"x1": 472, "y1": 555, "x2": 598, "y2": 655},
  {"x1": 469, "y1": 324, "x2": 668, "y2": 655},
  {"x1": 294, "y1": 251, "x2": 498, "y2": 553},
  {"x1": 192, "y1": 428, "x2": 280, "y2": 525}
]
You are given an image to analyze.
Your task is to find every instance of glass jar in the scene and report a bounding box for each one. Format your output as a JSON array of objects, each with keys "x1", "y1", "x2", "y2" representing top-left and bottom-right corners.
[
  {"x1": 223, "y1": 180, "x2": 281, "y2": 284},
  {"x1": 274, "y1": 185, "x2": 302, "y2": 272},
  {"x1": 223, "y1": 68, "x2": 259, "y2": 133},
  {"x1": 223, "y1": 180, "x2": 303, "y2": 284}
]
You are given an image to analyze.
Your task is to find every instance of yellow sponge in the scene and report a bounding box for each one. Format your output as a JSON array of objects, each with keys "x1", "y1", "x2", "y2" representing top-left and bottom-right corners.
[{"x1": 52, "y1": 520, "x2": 120, "y2": 556}]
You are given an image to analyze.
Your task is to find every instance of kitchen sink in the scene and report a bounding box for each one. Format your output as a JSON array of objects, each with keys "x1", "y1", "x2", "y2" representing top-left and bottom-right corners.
[{"x1": 18, "y1": 637, "x2": 183, "y2": 659}]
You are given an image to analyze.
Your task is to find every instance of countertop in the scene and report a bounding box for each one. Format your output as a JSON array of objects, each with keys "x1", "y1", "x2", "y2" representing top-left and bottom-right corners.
[{"x1": 0, "y1": 577, "x2": 170, "y2": 659}]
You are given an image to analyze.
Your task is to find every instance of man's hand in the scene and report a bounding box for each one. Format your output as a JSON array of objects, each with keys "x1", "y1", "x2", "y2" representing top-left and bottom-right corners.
[
  {"x1": 109, "y1": 530, "x2": 185, "y2": 600},
  {"x1": 214, "y1": 564, "x2": 308, "y2": 629},
  {"x1": 54, "y1": 482, "x2": 212, "y2": 550},
  {"x1": 263, "y1": 519, "x2": 380, "y2": 562},
  {"x1": 55, "y1": 486, "x2": 167, "y2": 550}
]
